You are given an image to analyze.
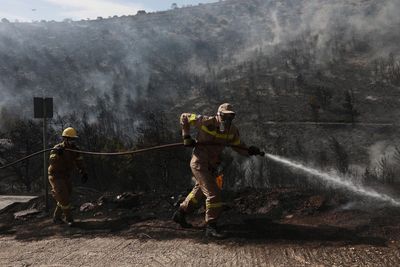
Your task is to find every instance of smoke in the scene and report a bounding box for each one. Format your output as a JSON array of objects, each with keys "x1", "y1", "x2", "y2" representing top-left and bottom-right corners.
[
  {"x1": 229, "y1": 0, "x2": 400, "y2": 65},
  {"x1": 369, "y1": 141, "x2": 398, "y2": 166},
  {"x1": 367, "y1": 141, "x2": 400, "y2": 180},
  {"x1": 0, "y1": 0, "x2": 399, "y2": 152},
  {"x1": 0, "y1": 0, "x2": 399, "y2": 116},
  {"x1": 0, "y1": 82, "x2": 11, "y2": 109}
]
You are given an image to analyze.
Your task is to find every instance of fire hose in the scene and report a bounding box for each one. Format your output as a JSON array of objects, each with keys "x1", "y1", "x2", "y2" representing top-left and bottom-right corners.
[{"x1": 0, "y1": 142, "x2": 264, "y2": 170}]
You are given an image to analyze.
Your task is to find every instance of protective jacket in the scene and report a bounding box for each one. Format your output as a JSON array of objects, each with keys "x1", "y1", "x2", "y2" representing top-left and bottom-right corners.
[
  {"x1": 180, "y1": 113, "x2": 248, "y2": 169},
  {"x1": 48, "y1": 142, "x2": 85, "y2": 176}
]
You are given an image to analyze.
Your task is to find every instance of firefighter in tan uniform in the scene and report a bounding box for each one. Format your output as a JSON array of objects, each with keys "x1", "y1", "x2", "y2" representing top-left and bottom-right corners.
[
  {"x1": 48, "y1": 127, "x2": 88, "y2": 226},
  {"x1": 173, "y1": 103, "x2": 263, "y2": 238}
]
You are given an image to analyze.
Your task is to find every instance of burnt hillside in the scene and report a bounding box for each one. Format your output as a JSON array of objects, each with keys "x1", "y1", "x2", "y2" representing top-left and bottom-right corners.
[{"x1": 1, "y1": 0, "x2": 400, "y2": 193}]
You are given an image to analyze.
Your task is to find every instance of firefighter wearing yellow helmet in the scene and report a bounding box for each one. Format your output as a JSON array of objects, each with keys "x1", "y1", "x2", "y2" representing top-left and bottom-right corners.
[
  {"x1": 173, "y1": 103, "x2": 263, "y2": 238},
  {"x1": 48, "y1": 127, "x2": 88, "y2": 226}
]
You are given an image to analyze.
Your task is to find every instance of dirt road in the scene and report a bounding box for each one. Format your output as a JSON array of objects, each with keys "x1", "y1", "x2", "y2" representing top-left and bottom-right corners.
[
  {"x1": 1, "y1": 217, "x2": 399, "y2": 267},
  {"x1": 1, "y1": 188, "x2": 400, "y2": 266}
]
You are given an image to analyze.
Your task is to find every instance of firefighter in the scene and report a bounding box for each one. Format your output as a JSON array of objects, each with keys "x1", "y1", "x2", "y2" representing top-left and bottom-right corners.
[
  {"x1": 173, "y1": 103, "x2": 263, "y2": 238},
  {"x1": 48, "y1": 127, "x2": 88, "y2": 226}
]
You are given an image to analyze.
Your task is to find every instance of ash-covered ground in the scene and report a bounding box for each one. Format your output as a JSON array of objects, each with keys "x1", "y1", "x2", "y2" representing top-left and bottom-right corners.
[{"x1": 1, "y1": 186, "x2": 399, "y2": 266}]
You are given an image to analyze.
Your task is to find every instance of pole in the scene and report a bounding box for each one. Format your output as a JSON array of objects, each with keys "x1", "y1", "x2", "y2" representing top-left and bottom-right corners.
[{"x1": 43, "y1": 100, "x2": 49, "y2": 212}]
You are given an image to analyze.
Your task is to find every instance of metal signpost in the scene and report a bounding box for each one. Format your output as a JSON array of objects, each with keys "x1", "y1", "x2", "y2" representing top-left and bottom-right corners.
[{"x1": 34, "y1": 97, "x2": 53, "y2": 212}]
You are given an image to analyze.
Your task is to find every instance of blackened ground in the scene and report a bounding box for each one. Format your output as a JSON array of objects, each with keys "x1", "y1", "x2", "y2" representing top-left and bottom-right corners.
[{"x1": 0, "y1": 187, "x2": 399, "y2": 266}]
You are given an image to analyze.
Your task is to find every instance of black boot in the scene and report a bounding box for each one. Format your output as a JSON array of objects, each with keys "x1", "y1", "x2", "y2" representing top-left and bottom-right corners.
[
  {"x1": 172, "y1": 209, "x2": 192, "y2": 228},
  {"x1": 205, "y1": 222, "x2": 226, "y2": 239}
]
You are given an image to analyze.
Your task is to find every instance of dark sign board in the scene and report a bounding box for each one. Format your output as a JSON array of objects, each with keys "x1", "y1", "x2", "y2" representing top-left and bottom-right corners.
[{"x1": 34, "y1": 97, "x2": 53, "y2": 119}]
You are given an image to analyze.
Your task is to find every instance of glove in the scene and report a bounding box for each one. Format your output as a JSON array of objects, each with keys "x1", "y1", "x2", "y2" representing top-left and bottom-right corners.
[
  {"x1": 248, "y1": 146, "x2": 262, "y2": 156},
  {"x1": 81, "y1": 173, "x2": 88, "y2": 184},
  {"x1": 183, "y1": 135, "x2": 196, "y2": 147},
  {"x1": 56, "y1": 147, "x2": 64, "y2": 156}
]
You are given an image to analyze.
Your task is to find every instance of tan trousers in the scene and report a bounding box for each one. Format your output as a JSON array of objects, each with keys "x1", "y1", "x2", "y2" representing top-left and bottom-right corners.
[
  {"x1": 180, "y1": 162, "x2": 222, "y2": 223},
  {"x1": 48, "y1": 174, "x2": 73, "y2": 218}
]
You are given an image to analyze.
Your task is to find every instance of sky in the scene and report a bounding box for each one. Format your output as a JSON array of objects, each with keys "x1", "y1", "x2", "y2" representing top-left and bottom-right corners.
[{"x1": 0, "y1": 0, "x2": 220, "y2": 22}]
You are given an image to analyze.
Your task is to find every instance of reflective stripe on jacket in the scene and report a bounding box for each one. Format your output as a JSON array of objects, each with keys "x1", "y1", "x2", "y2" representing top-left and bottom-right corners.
[{"x1": 181, "y1": 113, "x2": 244, "y2": 167}]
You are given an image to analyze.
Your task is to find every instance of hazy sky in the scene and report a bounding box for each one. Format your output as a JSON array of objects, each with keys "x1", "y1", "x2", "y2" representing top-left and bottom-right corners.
[{"x1": 0, "y1": 0, "x2": 220, "y2": 22}]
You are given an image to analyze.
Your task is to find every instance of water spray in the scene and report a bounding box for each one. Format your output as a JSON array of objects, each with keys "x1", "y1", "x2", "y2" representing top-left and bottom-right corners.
[{"x1": 265, "y1": 153, "x2": 400, "y2": 207}]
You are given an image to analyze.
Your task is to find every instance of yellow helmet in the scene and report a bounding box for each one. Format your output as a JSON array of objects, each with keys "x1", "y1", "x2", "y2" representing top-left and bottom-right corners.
[{"x1": 62, "y1": 127, "x2": 78, "y2": 138}]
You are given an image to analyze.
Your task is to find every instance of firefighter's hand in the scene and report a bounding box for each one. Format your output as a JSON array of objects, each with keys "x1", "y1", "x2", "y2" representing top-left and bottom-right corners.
[
  {"x1": 81, "y1": 173, "x2": 88, "y2": 184},
  {"x1": 248, "y1": 146, "x2": 263, "y2": 156},
  {"x1": 56, "y1": 147, "x2": 64, "y2": 156},
  {"x1": 183, "y1": 135, "x2": 196, "y2": 147}
]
